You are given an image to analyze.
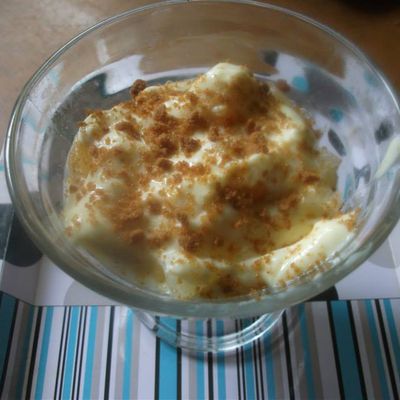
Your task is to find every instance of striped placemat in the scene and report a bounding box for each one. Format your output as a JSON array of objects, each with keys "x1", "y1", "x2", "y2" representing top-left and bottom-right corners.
[{"x1": 1, "y1": 292, "x2": 399, "y2": 399}]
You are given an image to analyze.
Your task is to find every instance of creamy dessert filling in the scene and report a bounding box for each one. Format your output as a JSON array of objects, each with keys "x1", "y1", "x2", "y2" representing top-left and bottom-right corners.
[{"x1": 64, "y1": 63, "x2": 355, "y2": 299}]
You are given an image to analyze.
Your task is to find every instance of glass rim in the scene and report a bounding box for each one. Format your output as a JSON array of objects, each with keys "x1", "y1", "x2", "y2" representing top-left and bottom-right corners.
[{"x1": 5, "y1": 0, "x2": 400, "y2": 318}]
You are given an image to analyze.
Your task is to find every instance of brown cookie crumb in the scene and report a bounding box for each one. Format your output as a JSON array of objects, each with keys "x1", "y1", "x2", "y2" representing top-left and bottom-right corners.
[
  {"x1": 276, "y1": 79, "x2": 291, "y2": 92},
  {"x1": 129, "y1": 229, "x2": 145, "y2": 243},
  {"x1": 157, "y1": 158, "x2": 173, "y2": 171},
  {"x1": 130, "y1": 79, "x2": 147, "y2": 97},
  {"x1": 115, "y1": 121, "x2": 140, "y2": 140}
]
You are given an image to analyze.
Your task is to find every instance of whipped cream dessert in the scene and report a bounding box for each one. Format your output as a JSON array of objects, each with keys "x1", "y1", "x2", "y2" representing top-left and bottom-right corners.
[{"x1": 64, "y1": 63, "x2": 355, "y2": 299}]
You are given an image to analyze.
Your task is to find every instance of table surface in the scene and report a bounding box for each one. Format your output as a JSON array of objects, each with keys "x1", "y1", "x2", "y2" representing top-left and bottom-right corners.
[{"x1": 1, "y1": 0, "x2": 400, "y2": 145}]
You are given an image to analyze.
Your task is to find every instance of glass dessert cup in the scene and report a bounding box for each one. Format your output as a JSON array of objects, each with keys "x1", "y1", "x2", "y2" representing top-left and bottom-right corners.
[{"x1": 5, "y1": 0, "x2": 400, "y2": 352}]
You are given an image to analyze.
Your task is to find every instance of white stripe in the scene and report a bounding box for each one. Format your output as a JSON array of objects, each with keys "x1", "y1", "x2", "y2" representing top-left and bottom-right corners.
[
  {"x1": 223, "y1": 320, "x2": 238, "y2": 400},
  {"x1": 351, "y1": 301, "x2": 377, "y2": 398},
  {"x1": 69, "y1": 308, "x2": 81, "y2": 400},
  {"x1": 92, "y1": 306, "x2": 110, "y2": 397},
  {"x1": 131, "y1": 313, "x2": 142, "y2": 399},
  {"x1": 41, "y1": 307, "x2": 63, "y2": 398},
  {"x1": 370, "y1": 301, "x2": 394, "y2": 398},
  {"x1": 108, "y1": 307, "x2": 120, "y2": 398},
  {"x1": 251, "y1": 333, "x2": 263, "y2": 399},
  {"x1": 78, "y1": 307, "x2": 90, "y2": 400},
  {"x1": 258, "y1": 337, "x2": 268, "y2": 399},
  {"x1": 113, "y1": 307, "x2": 126, "y2": 399},
  {"x1": 77, "y1": 307, "x2": 89, "y2": 400},
  {"x1": 187, "y1": 320, "x2": 198, "y2": 400},
  {"x1": 137, "y1": 315, "x2": 157, "y2": 399},
  {"x1": 56, "y1": 307, "x2": 70, "y2": 399},
  {"x1": 212, "y1": 321, "x2": 219, "y2": 400},
  {"x1": 181, "y1": 319, "x2": 191, "y2": 400},
  {"x1": 73, "y1": 306, "x2": 87, "y2": 400},
  {"x1": 277, "y1": 318, "x2": 290, "y2": 400},
  {"x1": 310, "y1": 302, "x2": 341, "y2": 400},
  {"x1": 101, "y1": 307, "x2": 112, "y2": 396},
  {"x1": 193, "y1": 320, "x2": 209, "y2": 399},
  {"x1": 201, "y1": 327, "x2": 208, "y2": 400},
  {"x1": 21, "y1": 307, "x2": 39, "y2": 398},
  {"x1": 286, "y1": 308, "x2": 301, "y2": 399},
  {"x1": 28, "y1": 307, "x2": 46, "y2": 398},
  {"x1": 260, "y1": 317, "x2": 283, "y2": 399}
]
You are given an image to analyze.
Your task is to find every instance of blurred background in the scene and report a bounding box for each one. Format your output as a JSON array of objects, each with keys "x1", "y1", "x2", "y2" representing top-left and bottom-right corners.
[{"x1": 0, "y1": 0, "x2": 399, "y2": 144}]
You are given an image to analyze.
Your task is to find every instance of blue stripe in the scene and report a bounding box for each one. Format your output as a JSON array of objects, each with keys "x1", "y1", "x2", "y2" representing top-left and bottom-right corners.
[
  {"x1": 21, "y1": 115, "x2": 37, "y2": 130},
  {"x1": 216, "y1": 321, "x2": 226, "y2": 400},
  {"x1": 263, "y1": 331, "x2": 276, "y2": 399},
  {"x1": 243, "y1": 342, "x2": 255, "y2": 399},
  {"x1": 196, "y1": 321, "x2": 205, "y2": 399},
  {"x1": 0, "y1": 294, "x2": 16, "y2": 381},
  {"x1": 61, "y1": 307, "x2": 80, "y2": 399},
  {"x1": 16, "y1": 304, "x2": 35, "y2": 399},
  {"x1": 292, "y1": 76, "x2": 309, "y2": 92},
  {"x1": 383, "y1": 300, "x2": 400, "y2": 374},
  {"x1": 365, "y1": 300, "x2": 391, "y2": 399},
  {"x1": 343, "y1": 174, "x2": 353, "y2": 202},
  {"x1": 34, "y1": 307, "x2": 54, "y2": 399},
  {"x1": 298, "y1": 304, "x2": 316, "y2": 399},
  {"x1": 83, "y1": 307, "x2": 97, "y2": 399},
  {"x1": 329, "y1": 108, "x2": 344, "y2": 123},
  {"x1": 331, "y1": 302, "x2": 363, "y2": 399},
  {"x1": 122, "y1": 309, "x2": 134, "y2": 399},
  {"x1": 159, "y1": 317, "x2": 177, "y2": 399},
  {"x1": 22, "y1": 158, "x2": 36, "y2": 166}
]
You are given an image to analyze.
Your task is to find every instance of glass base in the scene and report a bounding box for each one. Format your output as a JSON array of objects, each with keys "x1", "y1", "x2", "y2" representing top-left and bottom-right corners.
[{"x1": 137, "y1": 311, "x2": 283, "y2": 353}]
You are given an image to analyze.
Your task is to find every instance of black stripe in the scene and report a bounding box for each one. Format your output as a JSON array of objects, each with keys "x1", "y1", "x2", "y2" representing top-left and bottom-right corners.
[
  {"x1": 239, "y1": 321, "x2": 247, "y2": 400},
  {"x1": 76, "y1": 307, "x2": 88, "y2": 400},
  {"x1": 375, "y1": 299, "x2": 399, "y2": 399},
  {"x1": 0, "y1": 299, "x2": 19, "y2": 397},
  {"x1": 104, "y1": 307, "x2": 115, "y2": 400},
  {"x1": 282, "y1": 312, "x2": 294, "y2": 400},
  {"x1": 54, "y1": 308, "x2": 68, "y2": 399},
  {"x1": 15, "y1": 303, "x2": 34, "y2": 399},
  {"x1": 235, "y1": 321, "x2": 242, "y2": 400},
  {"x1": 58, "y1": 307, "x2": 72, "y2": 400},
  {"x1": 176, "y1": 320, "x2": 182, "y2": 400},
  {"x1": 25, "y1": 307, "x2": 43, "y2": 400},
  {"x1": 207, "y1": 320, "x2": 214, "y2": 400},
  {"x1": 71, "y1": 307, "x2": 84, "y2": 400},
  {"x1": 327, "y1": 302, "x2": 345, "y2": 400},
  {"x1": 347, "y1": 302, "x2": 368, "y2": 399},
  {"x1": 154, "y1": 318, "x2": 161, "y2": 400},
  {"x1": 257, "y1": 337, "x2": 265, "y2": 400},
  {"x1": 251, "y1": 323, "x2": 260, "y2": 400}
]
